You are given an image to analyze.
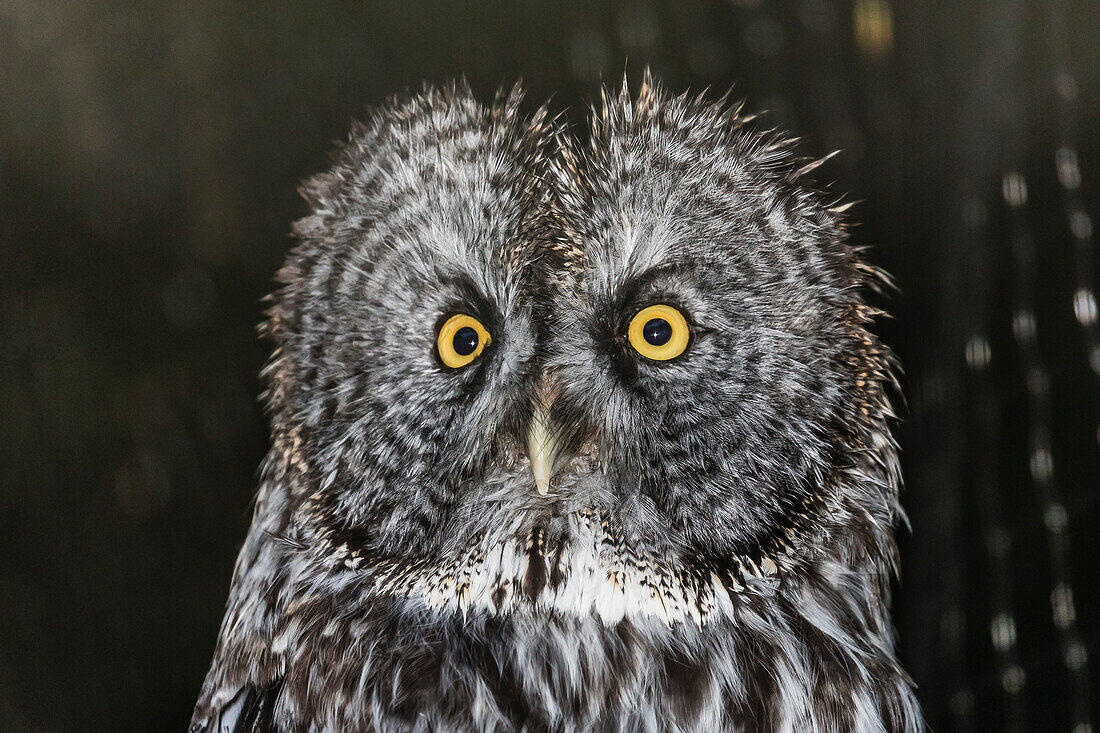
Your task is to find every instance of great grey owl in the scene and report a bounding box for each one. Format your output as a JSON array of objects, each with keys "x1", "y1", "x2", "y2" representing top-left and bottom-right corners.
[{"x1": 191, "y1": 75, "x2": 922, "y2": 732}]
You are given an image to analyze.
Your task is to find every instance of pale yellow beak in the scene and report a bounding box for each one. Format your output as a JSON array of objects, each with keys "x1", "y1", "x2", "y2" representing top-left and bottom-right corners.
[{"x1": 526, "y1": 404, "x2": 556, "y2": 496}]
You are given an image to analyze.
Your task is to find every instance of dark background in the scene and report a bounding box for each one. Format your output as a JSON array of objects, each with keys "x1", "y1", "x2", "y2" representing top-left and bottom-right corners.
[{"x1": 1, "y1": 0, "x2": 1097, "y2": 730}]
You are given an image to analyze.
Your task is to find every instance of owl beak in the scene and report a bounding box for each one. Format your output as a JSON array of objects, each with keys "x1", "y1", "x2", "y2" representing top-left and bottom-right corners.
[{"x1": 526, "y1": 404, "x2": 556, "y2": 496}]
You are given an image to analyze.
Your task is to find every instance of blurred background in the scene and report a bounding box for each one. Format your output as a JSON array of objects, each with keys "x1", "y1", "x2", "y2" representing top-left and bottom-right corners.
[{"x1": 0, "y1": 0, "x2": 1097, "y2": 730}]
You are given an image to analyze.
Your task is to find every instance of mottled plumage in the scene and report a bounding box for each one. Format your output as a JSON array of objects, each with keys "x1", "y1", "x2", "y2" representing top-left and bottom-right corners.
[{"x1": 192, "y1": 76, "x2": 921, "y2": 732}]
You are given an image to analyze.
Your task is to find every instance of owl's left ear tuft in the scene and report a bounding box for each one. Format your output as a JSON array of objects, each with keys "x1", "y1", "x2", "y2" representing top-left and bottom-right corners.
[{"x1": 785, "y1": 149, "x2": 842, "y2": 184}]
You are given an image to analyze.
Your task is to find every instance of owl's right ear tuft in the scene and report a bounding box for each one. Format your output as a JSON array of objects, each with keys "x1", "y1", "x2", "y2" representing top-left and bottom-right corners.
[
  {"x1": 297, "y1": 172, "x2": 341, "y2": 211},
  {"x1": 293, "y1": 172, "x2": 342, "y2": 238},
  {"x1": 491, "y1": 79, "x2": 526, "y2": 122},
  {"x1": 635, "y1": 67, "x2": 660, "y2": 120},
  {"x1": 290, "y1": 213, "x2": 324, "y2": 239}
]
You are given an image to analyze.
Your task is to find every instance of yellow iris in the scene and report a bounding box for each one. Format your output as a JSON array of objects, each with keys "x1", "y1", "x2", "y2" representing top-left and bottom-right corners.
[
  {"x1": 627, "y1": 304, "x2": 691, "y2": 361},
  {"x1": 436, "y1": 313, "x2": 491, "y2": 369}
]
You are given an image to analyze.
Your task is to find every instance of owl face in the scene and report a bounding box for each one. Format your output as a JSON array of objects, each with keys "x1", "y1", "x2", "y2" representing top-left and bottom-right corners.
[{"x1": 271, "y1": 79, "x2": 894, "y2": 620}]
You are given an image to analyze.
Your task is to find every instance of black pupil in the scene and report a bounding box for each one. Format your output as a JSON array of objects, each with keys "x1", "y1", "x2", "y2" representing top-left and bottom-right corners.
[
  {"x1": 643, "y1": 318, "x2": 673, "y2": 346},
  {"x1": 452, "y1": 326, "x2": 480, "y2": 356}
]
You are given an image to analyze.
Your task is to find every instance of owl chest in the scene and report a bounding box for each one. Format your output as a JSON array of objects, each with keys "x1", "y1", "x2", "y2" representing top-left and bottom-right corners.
[{"x1": 278, "y1": 608, "x2": 837, "y2": 732}]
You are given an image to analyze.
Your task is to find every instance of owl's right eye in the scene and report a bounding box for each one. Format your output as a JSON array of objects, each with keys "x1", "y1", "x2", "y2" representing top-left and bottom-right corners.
[{"x1": 437, "y1": 313, "x2": 491, "y2": 369}]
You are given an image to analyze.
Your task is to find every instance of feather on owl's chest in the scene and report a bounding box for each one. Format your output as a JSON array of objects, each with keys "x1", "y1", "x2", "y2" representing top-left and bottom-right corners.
[{"x1": 229, "y1": 563, "x2": 913, "y2": 732}]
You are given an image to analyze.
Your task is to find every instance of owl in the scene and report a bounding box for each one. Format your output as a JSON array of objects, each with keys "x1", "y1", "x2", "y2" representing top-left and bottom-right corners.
[{"x1": 191, "y1": 76, "x2": 922, "y2": 732}]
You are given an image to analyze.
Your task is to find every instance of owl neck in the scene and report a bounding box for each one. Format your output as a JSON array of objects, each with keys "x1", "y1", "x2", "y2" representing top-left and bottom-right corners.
[{"x1": 305, "y1": 510, "x2": 836, "y2": 627}]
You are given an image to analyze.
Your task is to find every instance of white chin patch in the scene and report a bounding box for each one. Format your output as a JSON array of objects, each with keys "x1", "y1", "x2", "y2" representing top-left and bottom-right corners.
[{"x1": 347, "y1": 512, "x2": 782, "y2": 625}]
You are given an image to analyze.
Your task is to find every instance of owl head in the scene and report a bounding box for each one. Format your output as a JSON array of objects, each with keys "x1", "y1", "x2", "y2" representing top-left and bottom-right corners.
[
  {"x1": 191, "y1": 76, "x2": 916, "y2": 733},
  {"x1": 264, "y1": 75, "x2": 900, "y2": 620}
]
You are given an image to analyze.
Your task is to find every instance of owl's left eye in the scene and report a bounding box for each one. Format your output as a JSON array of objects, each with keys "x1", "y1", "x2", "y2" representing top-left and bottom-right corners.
[
  {"x1": 437, "y1": 313, "x2": 491, "y2": 369},
  {"x1": 626, "y1": 304, "x2": 691, "y2": 361}
]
